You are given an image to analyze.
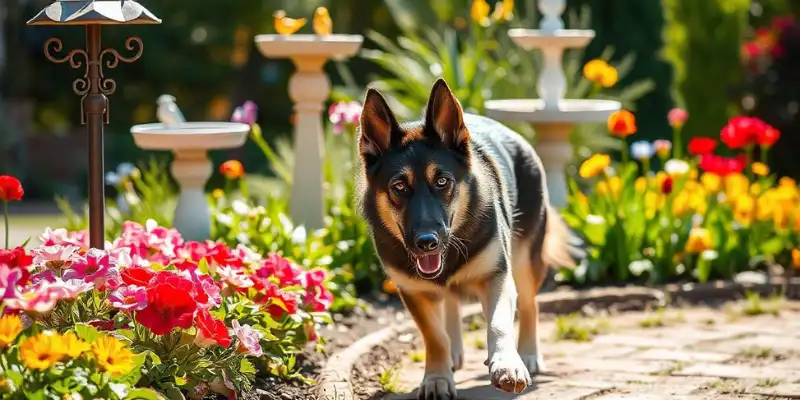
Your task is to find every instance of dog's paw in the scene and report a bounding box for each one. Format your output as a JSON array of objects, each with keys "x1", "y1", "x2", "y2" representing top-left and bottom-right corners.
[
  {"x1": 417, "y1": 372, "x2": 457, "y2": 400},
  {"x1": 450, "y1": 343, "x2": 464, "y2": 371},
  {"x1": 488, "y1": 352, "x2": 532, "y2": 394},
  {"x1": 520, "y1": 353, "x2": 547, "y2": 375}
]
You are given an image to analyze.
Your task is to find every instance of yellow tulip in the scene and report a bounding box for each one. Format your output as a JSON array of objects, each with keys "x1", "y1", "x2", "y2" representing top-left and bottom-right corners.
[
  {"x1": 752, "y1": 162, "x2": 770, "y2": 177},
  {"x1": 596, "y1": 176, "x2": 622, "y2": 199},
  {"x1": 779, "y1": 176, "x2": 796, "y2": 188},
  {"x1": 579, "y1": 154, "x2": 611, "y2": 179},
  {"x1": 701, "y1": 173, "x2": 722, "y2": 193},
  {"x1": 734, "y1": 195, "x2": 755, "y2": 227},
  {"x1": 491, "y1": 0, "x2": 514, "y2": 21},
  {"x1": 471, "y1": 0, "x2": 491, "y2": 26},
  {"x1": 686, "y1": 227, "x2": 712, "y2": 254}
]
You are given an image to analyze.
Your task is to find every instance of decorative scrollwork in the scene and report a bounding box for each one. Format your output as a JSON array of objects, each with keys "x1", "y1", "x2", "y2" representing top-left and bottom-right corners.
[
  {"x1": 99, "y1": 37, "x2": 144, "y2": 69},
  {"x1": 43, "y1": 38, "x2": 89, "y2": 69}
]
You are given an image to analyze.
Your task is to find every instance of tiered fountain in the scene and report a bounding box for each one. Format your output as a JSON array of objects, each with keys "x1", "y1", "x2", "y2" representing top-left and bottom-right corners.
[
  {"x1": 484, "y1": 0, "x2": 621, "y2": 207},
  {"x1": 254, "y1": 33, "x2": 363, "y2": 230}
]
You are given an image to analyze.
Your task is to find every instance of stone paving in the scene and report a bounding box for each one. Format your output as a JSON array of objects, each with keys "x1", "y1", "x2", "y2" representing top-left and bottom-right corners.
[{"x1": 385, "y1": 300, "x2": 800, "y2": 399}]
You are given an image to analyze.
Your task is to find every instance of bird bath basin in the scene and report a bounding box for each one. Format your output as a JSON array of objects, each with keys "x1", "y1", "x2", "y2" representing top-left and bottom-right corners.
[{"x1": 130, "y1": 121, "x2": 250, "y2": 241}]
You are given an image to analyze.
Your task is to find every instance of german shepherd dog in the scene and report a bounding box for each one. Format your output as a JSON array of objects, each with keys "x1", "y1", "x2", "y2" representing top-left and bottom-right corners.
[{"x1": 356, "y1": 79, "x2": 576, "y2": 399}]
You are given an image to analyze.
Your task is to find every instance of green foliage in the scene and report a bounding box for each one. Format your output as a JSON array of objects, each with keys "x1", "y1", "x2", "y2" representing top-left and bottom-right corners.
[{"x1": 662, "y1": 0, "x2": 750, "y2": 145}]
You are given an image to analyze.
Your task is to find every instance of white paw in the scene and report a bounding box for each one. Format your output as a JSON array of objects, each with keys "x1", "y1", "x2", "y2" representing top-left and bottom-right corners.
[
  {"x1": 450, "y1": 343, "x2": 464, "y2": 371},
  {"x1": 417, "y1": 372, "x2": 457, "y2": 400},
  {"x1": 488, "y1": 352, "x2": 533, "y2": 394},
  {"x1": 520, "y1": 353, "x2": 547, "y2": 375}
]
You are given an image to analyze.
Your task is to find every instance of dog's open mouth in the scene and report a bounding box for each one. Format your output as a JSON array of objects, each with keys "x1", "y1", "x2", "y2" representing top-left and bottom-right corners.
[{"x1": 415, "y1": 252, "x2": 442, "y2": 275}]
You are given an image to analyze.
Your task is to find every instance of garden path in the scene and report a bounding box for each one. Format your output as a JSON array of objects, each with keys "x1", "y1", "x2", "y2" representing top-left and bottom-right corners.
[{"x1": 385, "y1": 301, "x2": 800, "y2": 399}]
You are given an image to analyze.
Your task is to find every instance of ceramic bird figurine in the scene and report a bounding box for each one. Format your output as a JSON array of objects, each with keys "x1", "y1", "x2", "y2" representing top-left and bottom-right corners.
[
  {"x1": 156, "y1": 94, "x2": 186, "y2": 127},
  {"x1": 273, "y1": 10, "x2": 306, "y2": 35},
  {"x1": 313, "y1": 7, "x2": 332, "y2": 36}
]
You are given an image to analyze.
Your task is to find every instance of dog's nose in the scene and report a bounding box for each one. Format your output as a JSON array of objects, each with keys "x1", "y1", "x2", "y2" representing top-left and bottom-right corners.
[{"x1": 415, "y1": 233, "x2": 439, "y2": 252}]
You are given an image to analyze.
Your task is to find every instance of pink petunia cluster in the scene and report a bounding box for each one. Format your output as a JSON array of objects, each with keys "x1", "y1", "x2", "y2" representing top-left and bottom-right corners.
[{"x1": 1, "y1": 219, "x2": 333, "y2": 339}]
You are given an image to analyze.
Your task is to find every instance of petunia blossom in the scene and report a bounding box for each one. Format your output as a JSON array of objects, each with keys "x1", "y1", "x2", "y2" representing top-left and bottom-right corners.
[
  {"x1": 108, "y1": 285, "x2": 148, "y2": 311},
  {"x1": 63, "y1": 248, "x2": 120, "y2": 290},
  {"x1": 232, "y1": 320, "x2": 263, "y2": 357}
]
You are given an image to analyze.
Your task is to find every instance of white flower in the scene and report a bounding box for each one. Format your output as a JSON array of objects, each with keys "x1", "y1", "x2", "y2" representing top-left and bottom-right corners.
[
  {"x1": 630, "y1": 141, "x2": 655, "y2": 161},
  {"x1": 664, "y1": 159, "x2": 690, "y2": 176}
]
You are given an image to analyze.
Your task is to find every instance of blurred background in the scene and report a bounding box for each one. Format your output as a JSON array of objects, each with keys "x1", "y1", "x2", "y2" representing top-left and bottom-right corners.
[{"x1": 1, "y1": 0, "x2": 798, "y2": 204}]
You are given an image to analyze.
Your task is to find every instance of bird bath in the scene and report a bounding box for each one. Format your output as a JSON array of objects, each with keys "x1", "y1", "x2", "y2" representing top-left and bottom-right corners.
[
  {"x1": 484, "y1": 0, "x2": 621, "y2": 208},
  {"x1": 254, "y1": 34, "x2": 363, "y2": 230},
  {"x1": 130, "y1": 121, "x2": 250, "y2": 241}
]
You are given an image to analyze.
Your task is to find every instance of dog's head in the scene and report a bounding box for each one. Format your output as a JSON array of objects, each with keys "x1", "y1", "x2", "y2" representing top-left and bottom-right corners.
[{"x1": 357, "y1": 79, "x2": 472, "y2": 279}]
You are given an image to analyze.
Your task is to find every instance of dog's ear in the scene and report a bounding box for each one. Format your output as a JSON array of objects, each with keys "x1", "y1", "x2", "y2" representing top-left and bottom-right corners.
[
  {"x1": 359, "y1": 88, "x2": 401, "y2": 168},
  {"x1": 424, "y1": 78, "x2": 470, "y2": 156}
]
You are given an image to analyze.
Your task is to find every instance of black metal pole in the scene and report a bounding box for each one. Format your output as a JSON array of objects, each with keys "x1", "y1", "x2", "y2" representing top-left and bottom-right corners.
[{"x1": 85, "y1": 24, "x2": 106, "y2": 249}]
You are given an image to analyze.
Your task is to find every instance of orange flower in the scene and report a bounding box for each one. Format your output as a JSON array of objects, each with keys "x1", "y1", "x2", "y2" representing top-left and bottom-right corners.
[
  {"x1": 793, "y1": 249, "x2": 800, "y2": 270},
  {"x1": 607, "y1": 110, "x2": 637, "y2": 137},
  {"x1": 382, "y1": 279, "x2": 398, "y2": 294},
  {"x1": 220, "y1": 160, "x2": 244, "y2": 180}
]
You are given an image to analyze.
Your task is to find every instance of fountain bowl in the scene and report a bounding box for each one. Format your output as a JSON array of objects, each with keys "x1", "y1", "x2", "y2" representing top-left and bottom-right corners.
[
  {"x1": 255, "y1": 34, "x2": 363, "y2": 59},
  {"x1": 484, "y1": 98, "x2": 621, "y2": 124},
  {"x1": 131, "y1": 122, "x2": 250, "y2": 151},
  {"x1": 508, "y1": 28, "x2": 595, "y2": 50}
]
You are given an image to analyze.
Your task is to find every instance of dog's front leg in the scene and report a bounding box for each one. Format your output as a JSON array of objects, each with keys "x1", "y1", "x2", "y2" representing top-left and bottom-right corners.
[
  {"x1": 477, "y1": 270, "x2": 532, "y2": 393},
  {"x1": 398, "y1": 288, "x2": 456, "y2": 400},
  {"x1": 444, "y1": 294, "x2": 464, "y2": 371}
]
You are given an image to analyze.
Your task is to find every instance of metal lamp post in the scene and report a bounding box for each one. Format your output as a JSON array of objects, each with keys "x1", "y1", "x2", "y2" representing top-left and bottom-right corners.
[{"x1": 27, "y1": 0, "x2": 160, "y2": 248}]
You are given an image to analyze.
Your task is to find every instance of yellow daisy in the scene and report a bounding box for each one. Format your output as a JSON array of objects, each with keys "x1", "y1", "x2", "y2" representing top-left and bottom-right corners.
[
  {"x1": 92, "y1": 336, "x2": 135, "y2": 376},
  {"x1": 0, "y1": 314, "x2": 23, "y2": 348},
  {"x1": 19, "y1": 333, "x2": 64, "y2": 371}
]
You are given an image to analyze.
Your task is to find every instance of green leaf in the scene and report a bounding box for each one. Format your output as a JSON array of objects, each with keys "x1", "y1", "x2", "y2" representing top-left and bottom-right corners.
[
  {"x1": 239, "y1": 359, "x2": 256, "y2": 375},
  {"x1": 759, "y1": 237, "x2": 785, "y2": 256},
  {"x1": 74, "y1": 323, "x2": 101, "y2": 343},
  {"x1": 196, "y1": 257, "x2": 211, "y2": 276},
  {"x1": 125, "y1": 388, "x2": 168, "y2": 400}
]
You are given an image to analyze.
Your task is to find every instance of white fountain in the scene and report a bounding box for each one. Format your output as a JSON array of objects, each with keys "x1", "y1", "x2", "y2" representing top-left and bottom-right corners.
[
  {"x1": 131, "y1": 98, "x2": 250, "y2": 241},
  {"x1": 484, "y1": 0, "x2": 620, "y2": 208},
  {"x1": 254, "y1": 33, "x2": 363, "y2": 231}
]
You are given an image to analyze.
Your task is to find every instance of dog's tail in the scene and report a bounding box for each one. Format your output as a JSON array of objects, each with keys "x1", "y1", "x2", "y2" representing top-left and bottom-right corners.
[{"x1": 541, "y1": 205, "x2": 584, "y2": 269}]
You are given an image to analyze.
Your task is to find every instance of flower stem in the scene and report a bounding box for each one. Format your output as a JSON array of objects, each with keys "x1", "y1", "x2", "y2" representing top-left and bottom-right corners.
[
  {"x1": 620, "y1": 138, "x2": 629, "y2": 165},
  {"x1": 745, "y1": 145, "x2": 754, "y2": 182},
  {"x1": 672, "y1": 127, "x2": 683, "y2": 159},
  {"x1": 3, "y1": 200, "x2": 8, "y2": 250}
]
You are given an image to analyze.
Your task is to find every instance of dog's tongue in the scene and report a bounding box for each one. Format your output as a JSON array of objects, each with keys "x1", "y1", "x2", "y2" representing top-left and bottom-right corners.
[{"x1": 416, "y1": 253, "x2": 442, "y2": 274}]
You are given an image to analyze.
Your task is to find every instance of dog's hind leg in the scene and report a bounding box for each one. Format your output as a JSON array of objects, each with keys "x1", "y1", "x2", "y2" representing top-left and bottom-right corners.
[
  {"x1": 444, "y1": 294, "x2": 464, "y2": 371},
  {"x1": 398, "y1": 288, "x2": 457, "y2": 400},
  {"x1": 512, "y1": 237, "x2": 549, "y2": 375}
]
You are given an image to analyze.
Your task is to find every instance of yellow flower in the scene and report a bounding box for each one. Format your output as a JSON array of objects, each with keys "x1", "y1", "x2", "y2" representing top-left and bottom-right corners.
[
  {"x1": 60, "y1": 332, "x2": 90, "y2": 359},
  {"x1": 685, "y1": 227, "x2": 712, "y2": 254},
  {"x1": 644, "y1": 191, "x2": 663, "y2": 219},
  {"x1": 779, "y1": 177, "x2": 796, "y2": 188},
  {"x1": 92, "y1": 336, "x2": 135, "y2": 376},
  {"x1": 0, "y1": 314, "x2": 23, "y2": 348},
  {"x1": 596, "y1": 176, "x2": 622, "y2": 199},
  {"x1": 579, "y1": 154, "x2": 611, "y2": 179},
  {"x1": 793, "y1": 249, "x2": 800, "y2": 270},
  {"x1": 599, "y1": 66, "x2": 619, "y2": 88},
  {"x1": 752, "y1": 162, "x2": 769, "y2": 177},
  {"x1": 19, "y1": 333, "x2": 65, "y2": 371},
  {"x1": 734, "y1": 195, "x2": 755, "y2": 227},
  {"x1": 701, "y1": 173, "x2": 722, "y2": 193},
  {"x1": 212, "y1": 189, "x2": 224, "y2": 199},
  {"x1": 672, "y1": 192, "x2": 691, "y2": 217},
  {"x1": 491, "y1": 0, "x2": 514, "y2": 21},
  {"x1": 471, "y1": 0, "x2": 491, "y2": 26},
  {"x1": 583, "y1": 59, "x2": 609, "y2": 82}
]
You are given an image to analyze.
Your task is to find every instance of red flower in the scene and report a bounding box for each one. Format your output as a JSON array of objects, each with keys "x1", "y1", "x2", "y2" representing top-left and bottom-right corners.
[
  {"x1": 687, "y1": 137, "x2": 718, "y2": 156},
  {"x1": 135, "y1": 272, "x2": 198, "y2": 335},
  {"x1": 720, "y1": 116, "x2": 767, "y2": 149},
  {"x1": 660, "y1": 176, "x2": 674, "y2": 195},
  {"x1": 756, "y1": 126, "x2": 780, "y2": 147},
  {"x1": 607, "y1": 110, "x2": 637, "y2": 137},
  {"x1": 260, "y1": 281, "x2": 298, "y2": 319},
  {"x1": 699, "y1": 154, "x2": 746, "y2": 176},
  {"x1": 88, "y1": 319, "x2": 116, "y2": 331},
  {"x1": 256, "y1": 253, "x2": 303, "y2": 286},
  {"x1": 0, "y1": 176, "x2": 24, "y2": 202},
  {"x1": 0, "y1": 247, "x2": 32, "y2": 285},
  {"x1": 220, "y1": 160, "x2": 244, "y2": 180},
  {"x1": 194, "y1": 309, "x2": 231, "y2": 348},
  {"x1": 120, "y1": 267, "x2": 155, "y2": 286}
]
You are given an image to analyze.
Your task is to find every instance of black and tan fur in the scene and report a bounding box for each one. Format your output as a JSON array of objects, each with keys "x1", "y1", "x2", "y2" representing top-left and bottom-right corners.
[{"x1": 356, "y1": 79, "x2": 576, "y2": 399}]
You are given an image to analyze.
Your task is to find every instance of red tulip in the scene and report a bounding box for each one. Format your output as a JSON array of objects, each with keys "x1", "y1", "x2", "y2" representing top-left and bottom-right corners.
[
  {"x1": 661, "y1": 176, "x2": 674, "y2": 195},
  {"x1": 687, "y1": 137, "x2": 718, "y2": 156},
  {"x1": 0, "y1": 176, "x2": 23, "y2": 202},
  {"x1": 720, "y1": 116, "x2": 767, "y2": 149},
  {"x1": 756, "y1": 126, "x2": 780, "y2": 147},
  {"x1": 699, "y1": 154, "x2": 746, "y2": 176}
]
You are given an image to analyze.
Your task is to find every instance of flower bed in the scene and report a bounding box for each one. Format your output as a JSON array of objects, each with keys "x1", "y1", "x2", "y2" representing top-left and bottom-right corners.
[
  {"x1": 560, "y1": 109, "x2": 800, "y2": 286},
  {"x1": 0, "y1": 218, "x2": 332, "y2": 399}
]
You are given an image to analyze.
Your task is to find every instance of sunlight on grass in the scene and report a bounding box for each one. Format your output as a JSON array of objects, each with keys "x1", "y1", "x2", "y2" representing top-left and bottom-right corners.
[
  {"x1": 378, "y1": 365, "x2": 403, "y2": 393},
  {"x1": 554, "y1": 313, "x2": 611, "y2": 342}
]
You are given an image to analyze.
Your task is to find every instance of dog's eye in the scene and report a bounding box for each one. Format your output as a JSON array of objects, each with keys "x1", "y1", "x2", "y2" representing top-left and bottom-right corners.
[
  {"x1": 391, "y1": 181, "x2": 408, "y2": 193},
  {"x1": 435, "y1": 177, "x2": 450, "y2": 189}
]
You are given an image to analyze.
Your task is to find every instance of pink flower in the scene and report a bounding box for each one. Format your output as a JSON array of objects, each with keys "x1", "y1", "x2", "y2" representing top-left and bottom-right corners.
[
  {"x1": 328, "y1": 101, "x2": 362, "y2": 134},
  {"x1": 49, "y1": 278, "x2": 94, "y2": 301},
  {"x1": 63, "y1": 248, "x2": 120, "y2": 289},
  {"x1": 108, "y1": 285, "x2": 148, "y2": 311},
  {"x1": 5, "y1": 284, "x2": 60, "y2": 315},
  {"x1": 232, "y1": 320, "x2": 263, "y2": 357},
  {"x1": 304, "y1": 286, "x2": 334, "y2": 312},
  {"x1": 231, "y1": 101, "x2": 258, "y2": 126},
  {"x1": 31, "y1": 244, "x2": 79, "y2": 267},
  {"x1": 257, "y1": 253, "x2": 304, "y2": 287},
  {"x1": 217, "y1": 266, "x2": 254, "y2": 291},
  {"x1": 0, "y1": 264, "x2": 22, "y2": 300},
  {"x1": 667, "y1": 108, "x2": 688, "y2": 128}
]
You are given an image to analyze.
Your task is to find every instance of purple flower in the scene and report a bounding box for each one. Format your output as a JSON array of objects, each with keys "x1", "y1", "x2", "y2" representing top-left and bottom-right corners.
[
  {"x1": 232, "y1": 101, "x2": 258, "y2": 125},
  {"x1": 328, "y1": 101, "x2": 362, "y2": 134},
  {"x1": 108, "y1": 285, "x2": 148, "y2": 311},
  {"x1": 63, "y1": 248, "x2": 119, "y2": 290},
  {"x1": 232, "y1": 320, "x2": 263, "y2": 357}
]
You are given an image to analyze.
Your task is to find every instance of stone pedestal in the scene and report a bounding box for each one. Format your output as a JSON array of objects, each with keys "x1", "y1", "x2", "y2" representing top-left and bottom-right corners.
[
  {"x1": 254, "y1": 35, "x2": 363, "y2": 230},
  {"x1": 131, "y1": 121, "x2": 249, "y2": 241}
]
